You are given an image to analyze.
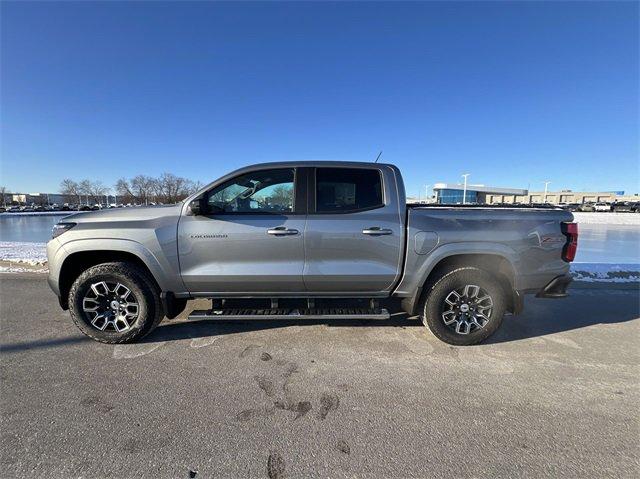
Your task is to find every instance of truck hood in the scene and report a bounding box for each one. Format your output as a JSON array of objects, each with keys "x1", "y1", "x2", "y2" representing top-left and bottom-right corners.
[{"x1": 62, "y1": 204, "x2": 183, "y2": 224}]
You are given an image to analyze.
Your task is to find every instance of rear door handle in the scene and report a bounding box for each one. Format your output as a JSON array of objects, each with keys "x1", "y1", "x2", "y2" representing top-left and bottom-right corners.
[
  {"x1": 267, "y1": 226, "x2": 299, "y2": 236},
  {"x1": 362, "y1": 227, "x2": 393, "y2": 236}
]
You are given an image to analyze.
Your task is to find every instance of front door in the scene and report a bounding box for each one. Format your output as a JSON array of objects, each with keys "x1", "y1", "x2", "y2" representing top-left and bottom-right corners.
[
  {"x1": 303, "y1": 166, "x2": 403, "y2": 293},
  {"x1": 178, "y1": 167, "x2": 306, "y2": 294}
]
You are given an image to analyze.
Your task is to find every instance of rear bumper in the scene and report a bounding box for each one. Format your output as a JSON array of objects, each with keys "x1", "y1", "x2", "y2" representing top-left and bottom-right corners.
[{"x1": 535, "y1": 274, "x2": 572, "y2": 298}]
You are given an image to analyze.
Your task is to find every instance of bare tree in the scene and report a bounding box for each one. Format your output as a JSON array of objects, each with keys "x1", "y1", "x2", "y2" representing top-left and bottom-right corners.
[
  {"x1": 78, "y1": 180, "x2": 93, "y2": 205},
  {"x1": 60, "y1": 179, "x2": 81, "y2": 204},
  {"x1": 88, "y1": 181, "x2": 108, "y2": 204},
  {"x1": 131, "y1": 175, "x2": 155, "y2": 205},
  {"x1": 0, "y1": 186, "x2": 7, "y2": 207},
  {"x1": 115, "y1": 178, "x2": 136, "y2": 204},
  {"x1": 156, "y1": 173, "x2": 190, "y2": 203},
  {"x1": 189, "y1": 180, "x2": 204, "y2": 195},
  {"x1": 270, "y1": 184, "x2": 294, "y2": 209}
]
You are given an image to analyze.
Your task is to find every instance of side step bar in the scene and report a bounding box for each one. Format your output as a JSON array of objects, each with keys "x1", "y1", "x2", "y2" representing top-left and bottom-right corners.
[{"x1": 188, "y1": 307, "x2": 390, "y2": 321}]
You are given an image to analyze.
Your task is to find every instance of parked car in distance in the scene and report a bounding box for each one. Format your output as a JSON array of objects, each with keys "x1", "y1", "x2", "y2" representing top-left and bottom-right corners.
[
  {"x1": 611, "y1": 201, "x2": 638, "y2": 213},
  {"x1": 579, "y1": 203, "x2": 595, "y2": 212},
  {"x1": 567, "y1": 203, "x2": 581, "y2": 212},
  {"x1": 594, "y1": 202, "x2": 610, "y2": 212},
  {"x1": 47, "y1": 161, "x2": 578, "y2": 347}
]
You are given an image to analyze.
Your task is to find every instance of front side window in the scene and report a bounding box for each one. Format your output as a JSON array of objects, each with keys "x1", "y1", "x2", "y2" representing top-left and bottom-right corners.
[
  {"x1": 315, "y1": 168, "x2": 383, "y2": 213},
  {"x1": 207, "y1": 168, "x2": 295, "y2": 213}
]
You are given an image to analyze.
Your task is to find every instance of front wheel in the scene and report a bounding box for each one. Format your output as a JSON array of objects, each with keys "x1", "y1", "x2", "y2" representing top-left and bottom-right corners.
[
  {"x1": 68, "y1": 262, "x2": 164, "y2": 343},
  {"x1": 421, "y1": 267, "x2": 507, "y2": 346}
]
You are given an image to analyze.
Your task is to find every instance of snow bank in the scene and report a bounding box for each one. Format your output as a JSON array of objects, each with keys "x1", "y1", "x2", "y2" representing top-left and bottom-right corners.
[
  {"x1": 0, "y1": 264, "x2": 48, "y2": 273},
  {"x1": 572, "y1": 212, "x2": 640, "y2": 226},
  {"x1": 0, "y1": 211, "x2": 75, "y2": 217},
  {"x1": 0, "y1": 242, "x2": 47, "y2": 265},
  {"x1": 570, "y1": 263, "x2": 640, "y2": 283}
]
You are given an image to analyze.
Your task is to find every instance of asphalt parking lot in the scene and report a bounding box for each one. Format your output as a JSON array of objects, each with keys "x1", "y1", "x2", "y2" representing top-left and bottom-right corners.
[{"x1": 1, "y1": 274, "x2": 638, "y2": 478}]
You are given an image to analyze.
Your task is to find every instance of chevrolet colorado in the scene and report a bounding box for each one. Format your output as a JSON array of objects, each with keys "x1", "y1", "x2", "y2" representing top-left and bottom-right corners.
[{"x1": 47, "y1": 161, "x2": 578, "y2": 345}]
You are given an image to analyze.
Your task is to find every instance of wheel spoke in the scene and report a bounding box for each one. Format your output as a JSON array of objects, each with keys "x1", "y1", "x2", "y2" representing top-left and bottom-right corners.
[
  {"x1": 455, "y1": 320, "x2": 470, "y2": 335},
  {"x1": 476, "y1": 295, "x2": 492, "y2": 305},
  {"x1": 115, "y1": 283, "x2": 131, "y2": 300},
  {"x1": 91, "y1": 281, "x2": 109, "y2": 297},
  {"x1": 442, "y1": 311, "x2": 457, "y2": 325},
  {"x1": 82, "y1": 298, "x2": 99, "y2": 312},
  {"x1": 91, "y1": 313, "x2": 108, "y2": 330},
  {"x1": 463, "y1": 285, "x2": 480, "y2": 299},
  {"x1": 444, "y1": 291, "x2": 460, "y2": 306},
  {"x1": 114, "y1": 317, "x2": 130, "y2": 332}
]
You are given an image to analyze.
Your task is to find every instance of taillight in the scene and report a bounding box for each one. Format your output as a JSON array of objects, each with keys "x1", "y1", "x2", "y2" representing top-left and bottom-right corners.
[{"x1": 561, "y1": 222, "x2": 578, "y2": 262}]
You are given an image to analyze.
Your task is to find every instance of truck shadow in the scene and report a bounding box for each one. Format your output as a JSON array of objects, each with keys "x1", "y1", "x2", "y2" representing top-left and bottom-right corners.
[
  {"x1": 486, "y1": 291, "x2": 639, "y2": 344},
  {"x1": 143, "y1": 314, "x2": 420, "y2": 343},
  {"x1": 144, "y1": 290, "x2": 639, "y2": 345}
]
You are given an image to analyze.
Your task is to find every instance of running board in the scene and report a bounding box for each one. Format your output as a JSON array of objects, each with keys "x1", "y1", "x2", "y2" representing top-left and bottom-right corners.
[{"x1": 188, "y1": 307, "x2": 390, "y2": 321}]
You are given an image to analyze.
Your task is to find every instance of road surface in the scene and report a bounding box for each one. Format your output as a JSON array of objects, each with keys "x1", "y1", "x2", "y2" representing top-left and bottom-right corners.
[{"x1": 1, "y1": 274, "x2": 638, "y2": 478}]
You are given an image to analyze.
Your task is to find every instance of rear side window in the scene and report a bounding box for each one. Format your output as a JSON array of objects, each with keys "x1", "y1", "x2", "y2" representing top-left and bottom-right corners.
[{"x1": 315, "y1": 168, "x2": 383, "y2": 213}]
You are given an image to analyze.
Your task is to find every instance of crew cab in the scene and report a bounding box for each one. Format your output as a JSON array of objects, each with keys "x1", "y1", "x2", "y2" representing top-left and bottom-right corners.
[{"x1": 47, "y1": 161, "x2": 577, "y2": 345}]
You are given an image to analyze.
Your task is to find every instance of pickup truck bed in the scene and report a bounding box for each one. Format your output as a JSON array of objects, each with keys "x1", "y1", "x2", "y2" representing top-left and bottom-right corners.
[{"x1": 47, "y1": 161, "x2": 577, "y2": 345}]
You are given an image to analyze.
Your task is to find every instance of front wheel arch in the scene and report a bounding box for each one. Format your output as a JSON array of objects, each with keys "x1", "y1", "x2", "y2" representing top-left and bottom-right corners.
[{"x1": 58, "y1": 251, "x2": 161, "y2": 310}]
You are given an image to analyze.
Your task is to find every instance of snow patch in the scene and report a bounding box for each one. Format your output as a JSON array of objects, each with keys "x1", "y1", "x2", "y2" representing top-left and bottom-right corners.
[
  {"x1": 0, "y1": 242, "x2": 47, "y2": 265},
  {"x1": 0, "y1": 211, "x2": 76, "y2": 217},
  {"x1": 572, "y1": 212, "x2": 640, "y2": 226},
  {"x1": 570, "y1": 263, "x2": 640, "y2": 283},
  {"x1": 0, "y1": 264, "x2": 48, "y2": 274}
]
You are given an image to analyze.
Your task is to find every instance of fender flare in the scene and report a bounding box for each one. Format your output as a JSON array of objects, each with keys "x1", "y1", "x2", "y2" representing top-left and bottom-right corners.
[
  {"x1": 397, "y1": 242, "x2": 519, "y2": 315},
  {"x1": 54, "y1": 238, "x2": 178, "y2": 294}
]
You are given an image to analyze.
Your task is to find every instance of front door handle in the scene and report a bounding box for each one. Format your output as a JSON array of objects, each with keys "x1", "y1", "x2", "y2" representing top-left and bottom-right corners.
[
  {"x1": 362, "y1": 227, "x2": 393, "y2": 236},
  {"x1": 267, "y1": 226, "x2": 299, "y2": 236}
]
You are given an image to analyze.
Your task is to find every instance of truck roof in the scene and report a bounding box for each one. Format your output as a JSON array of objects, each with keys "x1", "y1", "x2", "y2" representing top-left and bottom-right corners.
[{"x1": 228, "y1": 160, "x2": 395, "y2": 170}]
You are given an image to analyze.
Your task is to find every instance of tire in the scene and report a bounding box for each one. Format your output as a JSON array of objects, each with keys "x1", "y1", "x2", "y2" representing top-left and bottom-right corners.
[
  {"x1": 68, "y1": 261, "x2": 164, "y2": 344},
  {"x1": 420, "y1": 267, "x2": 507, "y2": 346}
]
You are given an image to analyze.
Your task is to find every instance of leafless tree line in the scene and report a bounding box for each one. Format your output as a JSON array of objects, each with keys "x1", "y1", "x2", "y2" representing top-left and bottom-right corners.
[{"x1": 59, "y1": 174, "x2": 203, "y2": 205}]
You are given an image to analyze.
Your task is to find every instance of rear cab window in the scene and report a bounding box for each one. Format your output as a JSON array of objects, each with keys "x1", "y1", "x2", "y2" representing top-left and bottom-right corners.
[{"x1": 315, "y1": 168, "x2": 384, "y2": 213}]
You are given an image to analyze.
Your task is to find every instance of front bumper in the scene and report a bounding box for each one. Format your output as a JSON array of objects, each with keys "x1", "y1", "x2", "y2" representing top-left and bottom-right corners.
[
  {"x1": 46, "y1": 238, "x2": 66, "y2": 298},
  {"x1": 535, "y1": 274, "x2": 572, "y2": 298}
]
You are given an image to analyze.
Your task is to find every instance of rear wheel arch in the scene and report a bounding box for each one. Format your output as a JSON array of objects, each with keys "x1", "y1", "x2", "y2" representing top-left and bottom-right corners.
[
  {"x1": 403, "y1": 253, "x2": 517, "y2": 316},
  {"x1": 58, "y1": 250, "x2": 161, "y2": 309}
]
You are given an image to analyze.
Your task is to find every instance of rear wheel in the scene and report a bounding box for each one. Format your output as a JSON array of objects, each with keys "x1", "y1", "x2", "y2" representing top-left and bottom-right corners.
[
  {"x1": 68, "y1": 262, "x2": 164, "y2": 343},
  {"x1": 421, "y1": 267, "x2": 506, "y2": 346}
]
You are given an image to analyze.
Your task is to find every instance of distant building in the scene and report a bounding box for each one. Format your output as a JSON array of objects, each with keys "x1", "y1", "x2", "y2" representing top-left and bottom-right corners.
[
  {"x1": 433, "y1": 183, "x2": 637, "y2": 205},
  {"x1": 6, "y1": 192, "x2": 121, "y2": 206},
  {"x1": 486, "y1": 190, "x2": 637, "y2": 204},
  {"x1": 9, "y1": 192, "x2": 69, "y2": 205},
  {"x1": 433, "y1": 183, "x2": 528, "y2": 204}
]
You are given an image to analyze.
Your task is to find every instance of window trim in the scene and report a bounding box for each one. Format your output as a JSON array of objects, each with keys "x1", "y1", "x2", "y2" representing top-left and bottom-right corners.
[
  {"x1": 202, "y1": 167, "x2": 305, "y2": 216},
  {"x1": 309, "y1": 167, "x2": 386, "y2": 215}
]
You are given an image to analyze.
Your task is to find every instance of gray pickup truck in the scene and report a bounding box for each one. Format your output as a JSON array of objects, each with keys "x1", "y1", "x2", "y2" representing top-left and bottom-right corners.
[{"x1": 47, "y1": 161, "x2": 578, "y2": 345}]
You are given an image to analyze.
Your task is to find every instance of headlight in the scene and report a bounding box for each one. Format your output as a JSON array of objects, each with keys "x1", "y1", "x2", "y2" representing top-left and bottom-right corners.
[{"x1": 51, "y1": 222, "x2": 76, "y2": 239}]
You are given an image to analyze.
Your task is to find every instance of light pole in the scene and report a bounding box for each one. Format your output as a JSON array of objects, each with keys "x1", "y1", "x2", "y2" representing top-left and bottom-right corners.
[
  {"x1": 543, "y1": 181, "x2": 551, "y2": 204},
  {"x1": 461, "y1": 174, "x2": 470, "y2": 204},
  {"x1": 424, "y1": 185, "x2": 430, "y2": 204}
]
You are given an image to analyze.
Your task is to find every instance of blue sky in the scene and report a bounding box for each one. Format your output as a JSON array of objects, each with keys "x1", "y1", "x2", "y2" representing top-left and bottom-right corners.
[{"x1": 1, "y1": 1, "x2": 638, "y2": 197}]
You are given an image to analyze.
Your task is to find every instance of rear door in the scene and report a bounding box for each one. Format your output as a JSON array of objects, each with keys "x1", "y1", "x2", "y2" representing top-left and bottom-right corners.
[
  {"x1": 303, "y1": 166, "x2": 403, "y2": 293},
  {"x1": 178, "y1": 167, "x2": 307, "y2": 294}
]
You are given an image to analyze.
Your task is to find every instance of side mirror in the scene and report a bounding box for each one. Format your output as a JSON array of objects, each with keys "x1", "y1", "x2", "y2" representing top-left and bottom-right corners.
[{"x1": 188, "y1": 198, "x2": 205, "y2": 216}]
